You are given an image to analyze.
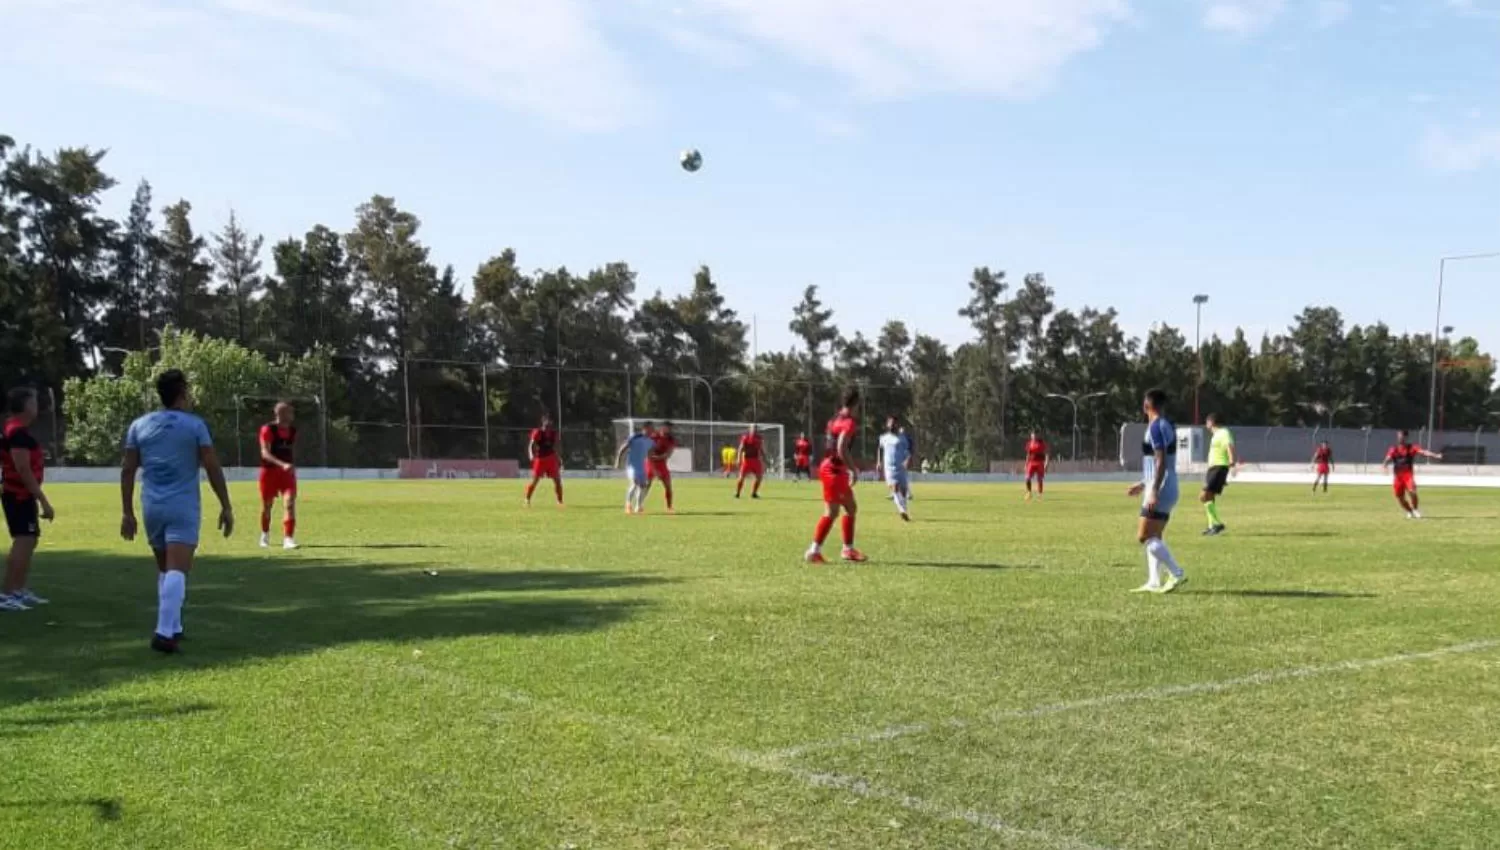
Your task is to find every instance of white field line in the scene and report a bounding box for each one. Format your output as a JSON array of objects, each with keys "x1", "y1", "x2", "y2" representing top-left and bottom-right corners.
[
  {"x1": 767, "y1": 638, "x2": 1500, "y2": 761},
  {"x1": 392, "y1": 662, "x2": 1114, "y2": 850}
]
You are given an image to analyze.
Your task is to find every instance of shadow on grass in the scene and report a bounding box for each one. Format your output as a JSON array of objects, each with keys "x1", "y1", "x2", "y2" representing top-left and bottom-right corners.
[
  {"x1": 0, "y1": 797, "x2": 123, "y2": 821},
  {"x1": 1236, "y1": 531, "x2": 1340, "y2": 538},
  {"x1": 892, "y1": 560, "x2": 1042, "y2": 572},
  {"x1": 297, "y1": 543, "x2": 447, "y2": 550},
  {"x1": 0, "y1": 698, "x2": 215, "y2": 739},
  {"x1": 0, "y1": 552, "x2": 667, "y2": 709},
  {"x1": 1199, "y1": 589, "x2": 1377, "y2": 599}
]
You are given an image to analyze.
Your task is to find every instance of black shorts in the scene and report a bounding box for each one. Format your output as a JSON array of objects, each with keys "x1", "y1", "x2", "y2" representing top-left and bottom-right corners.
[
  {"x1": 2, "y1": 493, "x2": 40, "y2": 539},
  {"x1": 1204, "y1": 466, "x2": 1230, "y2": 496},
  {"x1": 1139, "y1": 507, "x2": 1172, "y2": 522}
]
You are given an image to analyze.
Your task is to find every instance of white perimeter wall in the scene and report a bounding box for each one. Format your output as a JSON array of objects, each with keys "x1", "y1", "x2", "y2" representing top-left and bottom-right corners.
[{"x1": 44, "y1": 464, "x2": 1500, "y2": 489}]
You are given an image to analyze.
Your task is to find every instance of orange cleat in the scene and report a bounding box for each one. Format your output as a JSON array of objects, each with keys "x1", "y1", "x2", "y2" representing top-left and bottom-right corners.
[
  {"x1": 804, "y1": 551, "x2": 828, "y2": 565},
  {"x1": 840, "y1": 548, "x2": 868, "y2": 563}
]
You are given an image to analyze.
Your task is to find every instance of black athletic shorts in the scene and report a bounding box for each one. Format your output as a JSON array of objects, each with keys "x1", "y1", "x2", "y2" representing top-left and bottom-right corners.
[
  {"x1": 2, "y1": 493, "x2": 40, "y2": 539},
  {"x1": 1204, "y1": 465, "x2": 1230, "y2": 496}
]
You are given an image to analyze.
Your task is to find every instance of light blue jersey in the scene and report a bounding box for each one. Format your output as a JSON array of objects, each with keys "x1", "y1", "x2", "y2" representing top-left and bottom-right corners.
[
  {"x1": 1141, "y1": 416, "x2": 1179, "y2": 516},
  {"x1": 624, "y1": 433, "x2": 653, "y2": 477},
  {"x1": 879, "y1": 432, "x2": 912, "y2": 490},
  {"x1": 125, "y1": 410, "x2": 213, "y2": 548}
]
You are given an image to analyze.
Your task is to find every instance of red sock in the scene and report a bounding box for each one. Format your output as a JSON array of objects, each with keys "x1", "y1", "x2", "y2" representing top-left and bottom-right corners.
[
  {"x1": 554, "y1": 480, "x2": 564, "y2": 504},
  {"x1": 665, "y1": 487, "x2": 674, "y2": 509},
  {"x1": 260, "y1": 510, "x2": 271, "y2": 534},
  {"x1": 283, "y1": 516, "x2": 295, "y2": 538},
  {"x1": 525, "y1": 480, "x2": 538, "y2": 500},
  {"x1": 841, "y1": 515, "x2": 855, "y2": 547},
  {"x1": 1037, "y1": 479, "x2": 1044, "y2": 494},
  {"x1": 814, "y1": 516, "x2": 834, "y2": 545}
]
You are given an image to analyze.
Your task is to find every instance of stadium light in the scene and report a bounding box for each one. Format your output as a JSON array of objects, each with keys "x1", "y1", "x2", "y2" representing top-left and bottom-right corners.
[
  {"x1": 1044, "y1": 391, "x2": 1107, "y2": 460},
  {"x1": 1192, "y1": 294, "x2": 1210, "y2": 425},
  {"x1": 1428, "y1": 253, "x2": 1500, "y2": 447}
]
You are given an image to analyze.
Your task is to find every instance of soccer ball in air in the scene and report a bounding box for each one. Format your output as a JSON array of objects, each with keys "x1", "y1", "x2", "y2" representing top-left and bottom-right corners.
[{"x1": 680, "y1": 149, "x2": 703, "y2": 173}]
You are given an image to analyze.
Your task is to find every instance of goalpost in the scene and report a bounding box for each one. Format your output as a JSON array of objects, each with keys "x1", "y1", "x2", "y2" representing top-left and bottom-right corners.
[{"x1": 611, "y1": 419, "x2": 787, "y2": 478}]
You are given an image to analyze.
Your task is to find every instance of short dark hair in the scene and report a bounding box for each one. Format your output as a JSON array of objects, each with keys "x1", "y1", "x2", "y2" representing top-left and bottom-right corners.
[
  {"x1": 1144, "y1": 388, "x2": 1168, "y2": 412},
  {"x1": 156, "y1": 369, "x2": 188, "y2": 408},
  {"x1": 1205, "y1": 413, "x2": 1220, "y2": 426},
  {"x1": 842, "y1": 387, "x2": 860, "y2": 408},
  {"x1": 6, "y1": 387, "x2": 36, "y2": 415},
  {"x1": 661, "y1": 420, "x2": 674, "y2": 428},
  {"x1": 640, "y1": 420, "x2": 654, "y2": 429},
  {"x1": 1397, "y1": 428, "x2": 1409, "y2": 438}
]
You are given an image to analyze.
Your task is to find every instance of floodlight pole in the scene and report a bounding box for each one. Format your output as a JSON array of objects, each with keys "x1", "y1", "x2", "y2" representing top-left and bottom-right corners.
[
  {"x1": 1192, "y1": 294, "x2": 1210, "y2": 425},
  {"x1": 1428, "y1": 253, "x2": 1500, "y2": 448}
]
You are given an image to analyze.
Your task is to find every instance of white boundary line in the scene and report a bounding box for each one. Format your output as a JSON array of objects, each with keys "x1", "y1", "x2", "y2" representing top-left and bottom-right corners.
[
  {"x1": 767, "y1": 638, "x2": 1500, "y2": 761},
  {"x1": 392, "y1": 662, "x2": 1113, "y2": 850}
]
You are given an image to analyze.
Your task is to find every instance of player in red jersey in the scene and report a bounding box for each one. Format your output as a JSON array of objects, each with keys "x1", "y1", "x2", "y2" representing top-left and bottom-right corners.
[
  {"x1": 1383, "y1": 430, "x2": 1441, "y2": 519},
  {"x1": 805, "y1": 388, "x2": 866, "y2": 564},
  {"x1": 647, "y1": 421, "x2": 677, "y2": 512},
  {"x1": 524, "y1": 415, "x2": 563, "y2": 508},
  {"x1": 258, "y1": 402, "x2": 299, "y2": 550},
  {"x1": 1023, "y1": 430, "x2": 1049, "y2": 501},
  {"x1": 1310, "y1": 441, "x2": 1333, "y2": 493},
  {"x1": 792, "y1": 433, "x2": 813, "y2": 482},
  {"x1": 735, "y1": 425, "x2": 766, "y2": 499},
  {"x1": 2, "y1": 388, "x2": 55, "y2": 612}
]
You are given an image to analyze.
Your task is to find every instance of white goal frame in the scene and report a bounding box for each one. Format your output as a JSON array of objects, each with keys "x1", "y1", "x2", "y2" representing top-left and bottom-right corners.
[{"x1": 611, "y1": 419, "x2": 787, "y2": 477}]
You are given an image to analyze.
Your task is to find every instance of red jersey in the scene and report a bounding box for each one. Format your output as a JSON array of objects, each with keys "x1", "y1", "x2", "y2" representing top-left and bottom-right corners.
[
  {"x1": 530, "y1": 428, "x2": 558, "y2": 458},
  {"x1": 1025, "y1": 439, "x2": 1048, "y2": 464},
  {"x1": 1386, "y1": 443, "x2": 1420, "y2": 473},
  {"x1": 739, "y1": 433, "x2": 763, "y2": 460},
  {"x1": 259, "y1": 423, "x2": 297, "y2": 468},
  {"x1": 650, "y1": 432, "x2": 677, "y2": 462},
  {"x1": 1314, "y1": 446, "x2": 1333, "y2": 465},
  {"x1": 794, "y1": 438, "x2": 812, "y2": 459},
  {"x1": 0, "y1": 418, "x2": 43, "y2": 500},
  {"x1": 824, "y1": 409, "x2": 856, "y2": 467}
]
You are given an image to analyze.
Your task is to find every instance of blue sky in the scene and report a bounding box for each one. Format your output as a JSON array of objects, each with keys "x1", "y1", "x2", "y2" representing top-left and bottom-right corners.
[{"x1": 4, "y1": 0, "x2": 1499, "y2": 357}]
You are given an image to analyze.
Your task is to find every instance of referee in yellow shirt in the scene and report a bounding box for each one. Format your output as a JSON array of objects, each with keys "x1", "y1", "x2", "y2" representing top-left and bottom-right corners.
[{"x1": 1201, "y1": 414, "x2": 1238, "y2": 536}]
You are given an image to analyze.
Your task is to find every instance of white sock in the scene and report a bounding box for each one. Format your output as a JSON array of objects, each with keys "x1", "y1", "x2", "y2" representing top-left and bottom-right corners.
[
  {"x1": 158, "y1": 570, "x2": 186, "y2": 637},
  {"x1": 626, "y1": 484, "x2": 638, "y2": 509},
  {"x1": 1145, "y1": 550, "x2": 1161, "y2": 587},
  {"x1": 893, "y1": 491, "x2": 908, "y2": 514},
  {"x1": 1145, "y1": 538, "x2": 1183, "y2": 579}
]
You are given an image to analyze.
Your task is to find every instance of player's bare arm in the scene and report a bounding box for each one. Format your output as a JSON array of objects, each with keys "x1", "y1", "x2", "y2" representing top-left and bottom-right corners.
[
  {"x1": 201, "y1": 445, "x2": 235, "y2": 537},
  {"x1": 1418, "y1": 448, "x2": 1444, "y2": 461},
  {"x1": 9, "y1": 445, "x2": 53, "y2": 521},
  {"x1": 120, "y1": 447, "x2": 140, "y2": 540}
]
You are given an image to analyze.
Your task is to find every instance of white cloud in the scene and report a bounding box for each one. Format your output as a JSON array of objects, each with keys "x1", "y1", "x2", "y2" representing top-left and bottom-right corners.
[
  {"x1": 0, "y1": 0, "x2": 652, "y2": 132},
  {"x1": 1202, "y1": 0, "x2": 1287, "y2": 35},
  {"x1": 659, "y1": 25, "x2": 754, "y2": 67},
  {"x1": 676, "y1": 0, "x2": 1131, "y2": 100},
  {"x1": 1312, "y1": 0, "x2": 1352, "y2": 27},
  {"x1": 1420, "y1": 126, "x2": 1500, "y2": 172}
]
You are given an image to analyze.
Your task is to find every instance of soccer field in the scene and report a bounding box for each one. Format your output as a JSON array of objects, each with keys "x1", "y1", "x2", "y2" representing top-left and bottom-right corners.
[{"x1": 3, "y1": 479, "x2": 1499, "y2": 849}]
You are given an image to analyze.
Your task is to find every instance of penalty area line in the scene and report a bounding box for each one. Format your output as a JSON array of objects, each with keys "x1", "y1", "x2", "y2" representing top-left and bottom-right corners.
[{"x1": 767, "y1": 638, "x2": 1500, "y2": 761}]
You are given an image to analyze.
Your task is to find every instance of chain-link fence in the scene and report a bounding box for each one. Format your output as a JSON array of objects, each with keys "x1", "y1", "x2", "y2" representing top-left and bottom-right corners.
[{"x1": 1119, "y1": 423, "x2": 1500, "y2": 472}]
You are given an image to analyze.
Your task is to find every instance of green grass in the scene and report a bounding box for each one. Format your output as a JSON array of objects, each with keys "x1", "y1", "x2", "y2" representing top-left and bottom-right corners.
[{"x1": 3, "y1": 478, "x2": 1499, "y2": 849}]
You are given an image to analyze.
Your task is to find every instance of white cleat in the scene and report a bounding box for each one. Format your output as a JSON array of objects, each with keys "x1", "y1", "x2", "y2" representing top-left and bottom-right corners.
[
  {"x1": 283, "y1": 538, "x2": 299, "y2": 550},
  {"x1": 1411, "y1": 510, "x2": 1423, "y2": 520},
  {"x1": 1158, "y1": 575, "x2": 1188, "y2": 594},
  {"x1": 259, "y1": 533, "x2": 270, "y2": 548},
  {"x1": 14, "y1": 589, "x2": 48, "y2": 606},
  {"x1": 1130, "y1": 583, "x2": 1161, "y2": 594}
]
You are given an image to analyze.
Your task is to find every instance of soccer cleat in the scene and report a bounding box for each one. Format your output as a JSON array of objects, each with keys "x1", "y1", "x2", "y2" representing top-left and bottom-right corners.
[
  {"x1": 1158, "y1": 575, "x2": 1188, "y2": 594},
  {"x1": 0, "y1": 594, "x2": 31, "y2": 612},
  {"x1": 1411, "y1": 510, "x2": 1423, "y2": 520},
  {"x1": 14, "y1": 589, "x2": 48, "y2": 606},
  {"x1": 259, "y1": 533, "x2": 270, "y2": 548},
  {"x1": 840, "y1": 548, "x2": 868, "y2": 563},
  {"x1": 173, "y1": 631, "x2": 185, "y2": 642},
  {"x1": 804, "y1": 550, "x2": 827, "y2": 565},
  {"x1": 752, "y1": 493, "x2": 761, "y2": 500},
  {"x1": 900, "y1": 512, "x2": 911, "y2": 522},
  {"x1": 1130, "y1": 583, "x2": 1161, "y2": 594},
  {"x1": 283, "y1": 538, "x2": 299, "y2": 550},
  {"x1": 150, "y1": 634, "x2": 180, "y2": 655}
]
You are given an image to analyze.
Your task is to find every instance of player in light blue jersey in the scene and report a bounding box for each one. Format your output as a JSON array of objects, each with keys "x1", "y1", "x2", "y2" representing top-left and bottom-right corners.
[
  {"x1": 120, "y1": 370, "x2": 234, "y2": 654},
  {"x1": 1126, "y1": 388, "x2": 1187, "y2": 594},
  {"x1": 615, "y1": 421, "x2": 656, "y2": 514},
  {"x1": 877, "y1": 416, "x2": 912, "y2": 521}
]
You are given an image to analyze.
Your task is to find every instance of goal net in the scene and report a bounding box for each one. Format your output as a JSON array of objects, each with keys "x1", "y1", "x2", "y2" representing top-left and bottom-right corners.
[{"x1": 611, "y1": 419, "x2": 786, "y2": 477}]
